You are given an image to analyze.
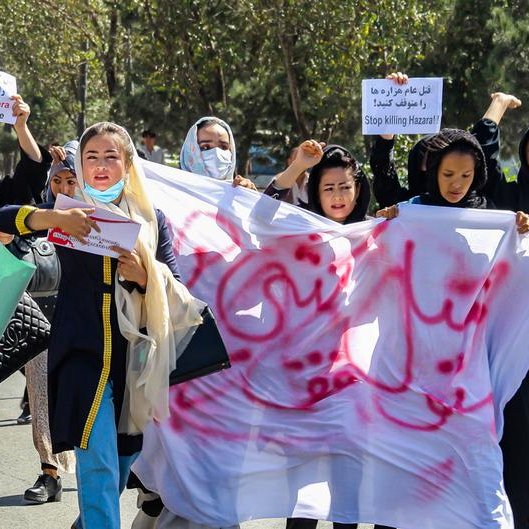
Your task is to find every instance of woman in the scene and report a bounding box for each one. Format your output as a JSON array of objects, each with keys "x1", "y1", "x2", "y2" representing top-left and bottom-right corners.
[
  {"x1": 266, "y1": 140, "x2": 393, "y2": 529},
  {"x1": 376, "y1": 127, "x2": 529, "y2": 229},
  {"x1": 16, "y1": 143, "x2": 78, "y2": 505},
  {"x1": 377, "y1": 128, "x2": 529, "y2": 529},
  {"x1": 0, "y1": 94, "x2": 52, "y2": 426},
  {"x1": 0, "y1": 122, "x2": 204, "y2": 529},
  {"x1": 369, "y1": 72, "x2": 522, "y2": 209},
  {"x1": 180, "y1": 116, "x2": 256, "y2": 190},
  {"x1": 265, "y1": 140, "x2": 371, "y2": 224}
]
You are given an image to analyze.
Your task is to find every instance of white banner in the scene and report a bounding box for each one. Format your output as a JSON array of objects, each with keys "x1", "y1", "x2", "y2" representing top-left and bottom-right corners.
[
  {"x1": 134, "y1": 161, "x2": 529, "y2": 529},
  {"x1": 362, "y1": 77, "x2": 443, "y2": 135}
]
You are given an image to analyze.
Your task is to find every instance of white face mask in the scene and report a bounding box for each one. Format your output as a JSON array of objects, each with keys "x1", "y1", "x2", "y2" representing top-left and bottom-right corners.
[{"x1": 201, "y1": 147, "x2": 233, "y2": 180}]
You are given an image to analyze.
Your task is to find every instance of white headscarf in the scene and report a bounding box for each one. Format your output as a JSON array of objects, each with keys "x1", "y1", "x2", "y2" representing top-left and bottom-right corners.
[
  {"x1": 75, "y1": 122, "x2": 204, "y2": 434},
  {"x1": 179, "y1": 116, "x2": 237, "y2": 181}
]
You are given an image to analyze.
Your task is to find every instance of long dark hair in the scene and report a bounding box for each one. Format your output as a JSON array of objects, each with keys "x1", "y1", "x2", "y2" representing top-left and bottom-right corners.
[
  {"x1": 421, "y1": 128, "x2": 487, "y2": 209},
  {"x1": 307, "y1": 144, "x2": 371, "y2": 224}
]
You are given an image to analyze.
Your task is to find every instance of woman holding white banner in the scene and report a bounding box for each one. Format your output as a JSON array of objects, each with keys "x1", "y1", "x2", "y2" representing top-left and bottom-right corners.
[
  {"x1": 369, "y1": 72, "x2": 522, "y2": 209},
  {"x1": 0, "y1": 121, "x2": 205, "y2": 529},
  {"x1": 376, "y1": 127, "x2": 529, "y2": 529},
  {"x1": 265, "y1": 140, "x2": 395, "y2": 529},
  {"x1": 375, "y1": 128, "x2": 529, "y2": 224}
]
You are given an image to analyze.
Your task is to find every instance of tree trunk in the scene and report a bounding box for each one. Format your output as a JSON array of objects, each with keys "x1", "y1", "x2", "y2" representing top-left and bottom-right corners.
[
  {"x1": 124, "y1": 21, "x2": 133, "y2": 95},
  {"x1": 105, "y1": 6, "x2": 119, "y2": 99},
  {"x1": 237, "y1": 115, "x2": 259, "y2": 177},
  {"x1": 77, "y1": 40, "x2": 89, "y2": 138},
  {"x1": 277, "y1": 31, "x2": 310, "y2": 139}
]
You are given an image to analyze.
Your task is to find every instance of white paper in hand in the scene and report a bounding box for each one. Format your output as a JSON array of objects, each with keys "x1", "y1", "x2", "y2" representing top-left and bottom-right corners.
[
  {"x1": 48, "y1": 194, "x2": 141, "y2": 258},
  {"x1": 0, "y1": 72, "x2": 17, "y2": 125}
]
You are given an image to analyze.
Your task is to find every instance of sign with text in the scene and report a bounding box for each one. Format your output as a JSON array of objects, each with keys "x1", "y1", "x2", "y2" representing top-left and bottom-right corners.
[
  {"x1": 362, "y1": 77, "x2": 443, "y2": 135},
  {"x1": 48, "y1": 194, "x2": 141, "y2": 258},
  {"x1": 0, "y1": 72, "x2": 17, "y2": 125}
]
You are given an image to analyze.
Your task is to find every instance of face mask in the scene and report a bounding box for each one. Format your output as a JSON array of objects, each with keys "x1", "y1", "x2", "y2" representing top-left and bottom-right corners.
[
  {"x1": 201, "y1": 147, "x2": 233, "y2": 180},
  {"x1": 84, "y1": 178, "x2": 126, "y2": 203}
]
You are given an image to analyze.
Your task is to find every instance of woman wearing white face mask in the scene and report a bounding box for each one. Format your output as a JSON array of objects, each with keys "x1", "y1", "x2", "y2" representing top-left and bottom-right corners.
[{"x1": 179, "y1": 117, "x2": 256, "y2": 190}]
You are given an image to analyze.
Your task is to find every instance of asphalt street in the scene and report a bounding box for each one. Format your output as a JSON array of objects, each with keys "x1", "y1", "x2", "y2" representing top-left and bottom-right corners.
[{"x1": 0, "y1": 370, "x2": 369, "y2": 529}]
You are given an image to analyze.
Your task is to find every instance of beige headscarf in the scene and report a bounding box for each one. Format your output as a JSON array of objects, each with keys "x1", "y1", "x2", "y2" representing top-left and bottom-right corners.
[{"x1": 75, "y1": 122, "x2": 204, "y2": 434}]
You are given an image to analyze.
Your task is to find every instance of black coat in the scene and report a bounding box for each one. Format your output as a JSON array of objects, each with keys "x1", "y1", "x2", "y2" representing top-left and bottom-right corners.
[
  {"x1": 0, "y1": 203, "x2": 178, "y2": 454},
  {"x1": 492, "y1": 126, "x2": 529, "y2": 214},
  {"x1": 0, "y1": 145, "x2": 51, "y2": 206}
]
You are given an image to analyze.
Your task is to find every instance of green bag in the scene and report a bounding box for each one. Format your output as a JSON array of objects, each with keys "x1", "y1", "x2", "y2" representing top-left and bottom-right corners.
[{"x1": 0, "y1": 244, "x2": 35, "y2": 335}]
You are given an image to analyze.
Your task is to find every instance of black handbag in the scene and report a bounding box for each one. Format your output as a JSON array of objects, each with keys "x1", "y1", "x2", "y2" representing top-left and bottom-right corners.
[
  {"x1": 0, "y1": 291, "x2": 51, "y2": 383},
  {"x1": 7, "y1": 236, "x2": 61, "y2": 297},
  {"x1": 169, "y1": 307, "x2": 231, "y2": 385}
]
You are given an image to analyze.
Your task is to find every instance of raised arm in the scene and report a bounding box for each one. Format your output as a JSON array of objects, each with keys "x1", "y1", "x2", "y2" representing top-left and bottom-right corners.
[
  {"x1": 0, "y1": 96, "x2": 53, "y2": 206},
  {"x1": 370, "y1": 72, "x2": 413, "y2": 207},
  {"x1": 272, "y1": 140, "x2": 324, "y2": 190},
  {"x1": 12, "y1": 95, "x2": 41, "y2": 163},
  {"x1": 472, "y1": 92, "x2": 522, "y2": 210}
]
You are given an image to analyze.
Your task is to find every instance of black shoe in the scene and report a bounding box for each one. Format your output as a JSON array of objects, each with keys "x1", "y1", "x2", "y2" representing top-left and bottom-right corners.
[
  {"x1": 24, "y1": 474, "x2": 62, "y2": 503},
  {"x1": 17, "y1": 403, "x2": 31, "y2": 425}
]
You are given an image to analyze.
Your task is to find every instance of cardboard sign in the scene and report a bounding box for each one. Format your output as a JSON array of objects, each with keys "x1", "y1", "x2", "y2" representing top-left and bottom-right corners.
[
  {"x1": 362, "y1": 77, "x2": 443, "y2": 135},
  {"x1": 0, "y1": 72, "x2": 17, "y2": 125},
  {"x1": 48, "y1": 194, "x2": 141, "y2": 258}
]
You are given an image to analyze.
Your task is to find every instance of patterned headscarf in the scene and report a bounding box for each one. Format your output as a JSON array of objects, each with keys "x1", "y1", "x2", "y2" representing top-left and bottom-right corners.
[{"x1": 179, "y1": 116, "x2": 236, "y2": 181}]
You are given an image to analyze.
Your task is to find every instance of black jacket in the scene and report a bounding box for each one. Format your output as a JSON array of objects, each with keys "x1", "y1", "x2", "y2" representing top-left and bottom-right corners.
[
  {"x1": 0, "y1": 203, "x2": 178, "y2": 454},
  {"x1": 0, "y1": 146, "x2": 51, "y2": 206}
]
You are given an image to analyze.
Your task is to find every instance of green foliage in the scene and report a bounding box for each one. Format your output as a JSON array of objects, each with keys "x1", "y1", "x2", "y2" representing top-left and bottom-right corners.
[{"x1": 0, "y1": 0, "x2": 525, "y2": 181}]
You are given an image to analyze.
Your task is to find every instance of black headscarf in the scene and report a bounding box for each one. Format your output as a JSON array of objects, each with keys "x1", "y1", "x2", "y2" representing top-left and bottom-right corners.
[
  {"x1": 418, "y1": 128, "x2": 489, "y2": 209},
  {"x1": 307, "y1": 144, "x2": 371, "y2": 224},
  {"x1": 407, "y1": 135, "x2": 434, "y2": 197}
]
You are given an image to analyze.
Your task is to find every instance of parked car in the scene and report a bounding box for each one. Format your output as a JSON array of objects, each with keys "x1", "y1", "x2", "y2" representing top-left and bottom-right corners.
[{"x1": 248, "y1": 145, "x2": 284, "y2": 190}]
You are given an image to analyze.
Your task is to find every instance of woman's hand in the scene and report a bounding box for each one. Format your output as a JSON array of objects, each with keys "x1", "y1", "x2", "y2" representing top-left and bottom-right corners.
[
  {"x1": 490, "y1": 92, "x2": 522, "y2": 110},
  {"x1": 11, "y1": 95, "x2": 30, "y2": 130},
  {"x1": 516, "y1": 211, "x2": 529, "y2": 234},
  {"x1": 53, "y1": 208, "x2": 100, "y2": 244},
  {"x1": 111, "y1": 246, "x2": 148, "y2": 289},
  {"x1": 386, "y1": 71, "x2": 408, "y2": 85},
  {"x1": 0, "y1": 231, "x2": 14, "y2": 245},
  {"x1": 376, "y1": 205, "x2": 399, "y2": 220},
  {"x1": 49, "y1": 145, "x2": 67, "y2": 164},
  {"x1": 232, "y1": 175, "x2": 257, "y2": 191},
  {"x1": 294, "y1": 140, "x2": 325, "y2": 171}
]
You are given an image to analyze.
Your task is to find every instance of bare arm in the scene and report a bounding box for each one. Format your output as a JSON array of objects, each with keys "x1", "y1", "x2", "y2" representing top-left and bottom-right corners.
[
  {"x1": 274, "y1": 140, "x2": 324, "y2": 189},
  {"x1": 11, "y1": 95, "x2": 41, "y2": 163},
  {"x1": 482, "y1": 92, "x2": 521, "y2": 125}
]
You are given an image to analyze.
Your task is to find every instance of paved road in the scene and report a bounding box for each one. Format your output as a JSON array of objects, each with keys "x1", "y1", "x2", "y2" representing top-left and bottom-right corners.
[{"x1": 0, "y1": 371, "x2": 370, "y2": 529}]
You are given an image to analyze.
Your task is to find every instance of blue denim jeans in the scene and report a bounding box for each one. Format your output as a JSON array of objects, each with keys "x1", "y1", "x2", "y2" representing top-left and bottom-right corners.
[{"x1": 74, "y1": 383, "x2": 138, "y2": 529}]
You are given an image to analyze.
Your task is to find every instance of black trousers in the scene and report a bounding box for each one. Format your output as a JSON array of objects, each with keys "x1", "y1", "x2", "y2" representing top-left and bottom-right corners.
[
  {"x1": 501, "y1": 372, "x2": 529, "y2": 529},
  {"x1": 286, "y1": 518, "x2": 394, "y2": 529}
]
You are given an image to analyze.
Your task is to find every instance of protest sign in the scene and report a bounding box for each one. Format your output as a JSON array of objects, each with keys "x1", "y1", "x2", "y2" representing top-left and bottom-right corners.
[
  {"x1": 362, "y1": 77, "x2": 443, "y2": 135},
  {"x1": 48, "y1": 194, "x2": 141, "y2": 258},
  {"x1": 0, "y1": 72, "x2": 17, "y2": 125},
  {"x1": 0, "y1": 244, "x2": 35, "y2": 335}
]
